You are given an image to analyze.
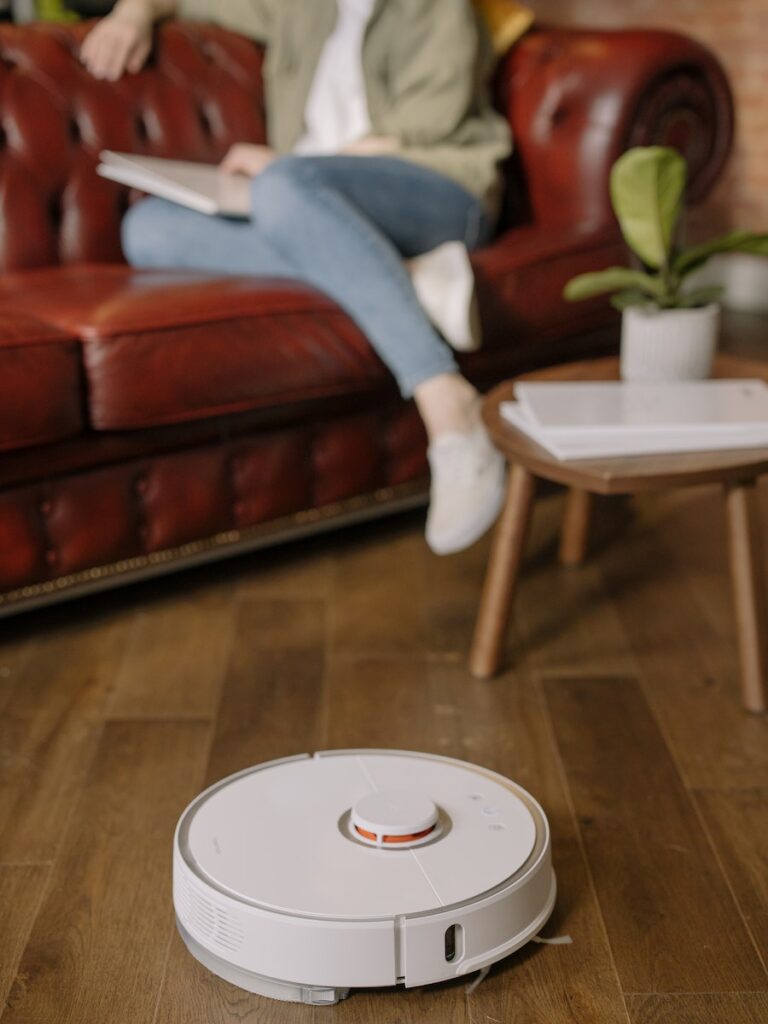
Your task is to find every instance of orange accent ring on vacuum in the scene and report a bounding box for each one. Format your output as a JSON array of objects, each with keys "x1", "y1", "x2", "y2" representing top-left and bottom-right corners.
[{"x1": 354, "y1": 825, "x2": 436, "y2": 844}]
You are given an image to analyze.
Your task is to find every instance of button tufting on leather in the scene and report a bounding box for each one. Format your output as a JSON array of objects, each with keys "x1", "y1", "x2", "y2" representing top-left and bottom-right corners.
[
  {"x1": 197, "y1": 109, "x2": 212, "y2": 135},
  {"x1": 0, "y1": 23, "x2": 270, "y2": 270},
  {"x1": 48, "y1": 194, "x2": 63, "y2": 227},
  {"x1": 551, "y1": 105, "x2": 570, "y2": 126}
]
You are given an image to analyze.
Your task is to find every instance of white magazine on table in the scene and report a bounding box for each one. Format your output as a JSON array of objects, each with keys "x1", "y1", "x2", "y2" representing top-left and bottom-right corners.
[
  {"x1": 501, "y1": 377, "x2": 768, "y2": 461},
  {"x1": 514, "y1": 379, "x2": 768, "y2": 440}
]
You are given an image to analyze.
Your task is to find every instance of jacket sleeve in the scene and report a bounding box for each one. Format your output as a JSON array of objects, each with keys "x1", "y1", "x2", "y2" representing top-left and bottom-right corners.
[
  {"x1": 375, "y1": 0, "x2": 482, "y2": 146},
  {"x1": 176, "y1": 0, "x2": 274, "y2": 43}
]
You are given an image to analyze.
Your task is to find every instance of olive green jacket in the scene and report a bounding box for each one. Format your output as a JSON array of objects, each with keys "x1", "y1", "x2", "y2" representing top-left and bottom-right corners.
[{"x1": 177, "y1": 0, "x2": 512, "y2": 213}]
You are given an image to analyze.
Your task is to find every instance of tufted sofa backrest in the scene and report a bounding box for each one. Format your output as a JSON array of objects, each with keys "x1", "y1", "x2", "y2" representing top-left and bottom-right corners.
[
  {"x1": 0, "y1": 21, "x2": 267, "y2": 270},
  {"x1": 0, "y1": 21, "x2": 732, "y2": 272}
]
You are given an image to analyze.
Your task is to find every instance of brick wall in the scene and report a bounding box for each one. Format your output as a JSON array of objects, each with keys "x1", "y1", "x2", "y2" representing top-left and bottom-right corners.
[{"x1": 531, "y1": 0, "x2": 768, "y2": 233}]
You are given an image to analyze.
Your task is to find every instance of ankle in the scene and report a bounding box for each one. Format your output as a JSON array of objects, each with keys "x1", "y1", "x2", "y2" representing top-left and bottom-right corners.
[{"x1": 414, "y1": 374, "x2": 479, "y2": 440}]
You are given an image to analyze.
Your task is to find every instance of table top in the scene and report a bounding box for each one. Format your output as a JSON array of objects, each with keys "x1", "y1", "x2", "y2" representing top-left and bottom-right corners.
[{"x1": 483, "y1": 354, "x2": 768, "y2": 494}]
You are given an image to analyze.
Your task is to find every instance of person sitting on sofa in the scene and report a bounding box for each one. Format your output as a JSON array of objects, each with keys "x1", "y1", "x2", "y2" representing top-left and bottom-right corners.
[{"x1": 80, "y1": 0, "x2": 512, "y2": 555}]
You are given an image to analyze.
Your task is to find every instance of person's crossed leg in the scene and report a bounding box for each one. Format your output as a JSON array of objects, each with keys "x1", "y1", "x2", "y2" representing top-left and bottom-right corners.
[{"x1": 122, "y1": 154, "x2": 506, "y2": 554}]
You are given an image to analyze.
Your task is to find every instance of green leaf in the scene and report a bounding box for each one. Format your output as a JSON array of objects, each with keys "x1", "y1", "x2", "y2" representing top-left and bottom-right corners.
[
  {"x1": 673, "y1": 231, "x2": 768, "y2": 277},
  {"x1": 675, "y1": 285, "x2": 724, "y2": 308},
  {"x1": 563, "y1": 267, "x2": 664, "y2": 302},
  {"x1": 610, "y1": 147, "x2": 687, "y2": 269},
  {"x1": 610, "y1": 289, "x2": 656, "y2": 311}
]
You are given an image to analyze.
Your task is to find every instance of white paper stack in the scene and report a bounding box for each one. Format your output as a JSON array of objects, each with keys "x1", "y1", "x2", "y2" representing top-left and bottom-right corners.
[{"x1": 501, "y1": 379, "x2": 768, "y2": 461}]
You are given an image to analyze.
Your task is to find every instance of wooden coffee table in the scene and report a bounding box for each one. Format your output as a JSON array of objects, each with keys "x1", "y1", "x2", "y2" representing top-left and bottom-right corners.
[{"x1": 469, "y1": 354, "x2": 768, "y2": 713}]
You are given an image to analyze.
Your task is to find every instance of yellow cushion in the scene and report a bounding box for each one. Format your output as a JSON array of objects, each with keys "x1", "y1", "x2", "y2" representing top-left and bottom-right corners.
[{"x1": 473, "y1": 0, "x2": 535, "y2": 57}]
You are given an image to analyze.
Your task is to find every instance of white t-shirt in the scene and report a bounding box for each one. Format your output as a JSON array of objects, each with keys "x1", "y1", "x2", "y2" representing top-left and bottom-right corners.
[{"x1": 294, "y1": 0, "x2": 376, "y2": 155}]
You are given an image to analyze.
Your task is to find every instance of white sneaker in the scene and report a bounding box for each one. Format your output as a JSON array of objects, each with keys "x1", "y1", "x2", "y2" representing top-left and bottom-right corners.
[
  {"x1": 426, "y1": 421, "x2": 506, "y2": 555},
  {"x1": 409, "y1": 241, "x2": 482, "y2": 352}
]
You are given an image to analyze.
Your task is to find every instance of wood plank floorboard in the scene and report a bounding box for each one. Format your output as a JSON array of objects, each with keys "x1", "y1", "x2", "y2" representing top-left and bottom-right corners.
[
  {"x1": 494, "y1": 489, "x2": 638, "y2": 678},
  {"x1": 1, "y1": 720, "x2": 211, "y2": 1024},
  {"x1": 626, "y1": 992, "x2": 768, "y2": 1023},
  {"x1": 204, "y1": 597, "x2": 326, "y2": 784},
  {"x1": 323, "y1": 654, "x2": 437, "y2": 752},
  {"x1": 318, "y1": 981, "x2": 469, "y2": 1024},
  {"x1": 235, "y1": 534, "x2": 334, "y2": 601},
  {"x1": 0, "y1": 614, "x2": 128, "y2": 864},
  {"x1": 543, "y1": 675, "x2": 767, "y2": 993},
  {"x1": 107, "y1": 587, "x2": 236, "y2": 720},
  {"x1": 694, "y1": 788, "x2": 768, "y2": 968},
  {"x1": 424, "y1": 531, "x2": 492, "y2": 656},
  {"x1": 517, "y1": 558, "x2": 637, "y2": 677},
  {"x1": 4, "y1": 389, "x2": 768, "y2": 1024},
  {"x1": 0, "y1": 866, "x2": 49, "y2": 1014},
  {"x1": 646, "y1": 488, "x2": 737, "y2": 644},
  {"x1": 430, "y1": 663, "x2": 630, "y2": 1024},
  {"x1": 329, "y1": 523, "x2": 428, "y2": 657},
  {"x1": 0, "y1": 635, "x2": 31, "y2": 718},
  {"x1": 151, "y1": 598, "x2": 328, "y2": 1024},
  {"x1": 155, "y1": 939, "x2": 317, "y2": 1024},
  {"x1": 598, "y1": 502, "x2": 768, "y2": 790}
]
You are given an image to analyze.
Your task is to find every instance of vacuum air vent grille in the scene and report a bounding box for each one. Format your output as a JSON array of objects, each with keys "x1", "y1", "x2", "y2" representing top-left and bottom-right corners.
[{"x1": 181, "y1": 877, "x2": 245, "y2": 953}]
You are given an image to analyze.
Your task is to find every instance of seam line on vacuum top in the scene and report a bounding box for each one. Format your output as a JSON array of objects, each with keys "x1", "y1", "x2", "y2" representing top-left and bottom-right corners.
[
  {"x1": 409, "y1": 850, "x2": 445, "y2": 907},
  {"x1": 356, "y1": 756, "x2": 379, "y2": 792}
]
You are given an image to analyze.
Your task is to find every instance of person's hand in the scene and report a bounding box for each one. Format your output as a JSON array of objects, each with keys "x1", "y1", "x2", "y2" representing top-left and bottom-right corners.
[
  {"x1": 80, "y1": 3, "x2": 154, "y2": 80},
  {"x1": 342, "y1": 135, "x2": 399, "y2": 156},
  {"x1": 220, "y1": 144, "x2": 278, "y2": 177}
]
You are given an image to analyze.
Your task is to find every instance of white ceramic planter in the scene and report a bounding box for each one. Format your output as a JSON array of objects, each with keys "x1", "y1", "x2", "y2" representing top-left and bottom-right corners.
[{"x1": 620, "y1": 303, "x2": 721, "y2": 381}]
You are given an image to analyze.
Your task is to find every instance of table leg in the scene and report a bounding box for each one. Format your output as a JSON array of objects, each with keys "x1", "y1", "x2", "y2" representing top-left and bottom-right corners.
[
  {"x1": 469, "y1": 464, "x2": 536, "y2": 679},
  {"x1": 724, "y1": 480, "x2": 768, "y2": 713},
  {"x1": 560, "y1": 488, "x2": 593, "y2": 566}
]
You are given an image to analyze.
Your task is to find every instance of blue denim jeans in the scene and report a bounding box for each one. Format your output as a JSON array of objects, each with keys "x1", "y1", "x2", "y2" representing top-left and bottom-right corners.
[{"x1": 121, "y1": 155, "x2": 492, "y2": 397}]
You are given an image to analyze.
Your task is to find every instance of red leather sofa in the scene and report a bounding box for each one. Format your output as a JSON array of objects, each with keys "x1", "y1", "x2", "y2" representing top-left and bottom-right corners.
[{"x1": 0, "y1": 20, "x2": 732, "y2": 614}]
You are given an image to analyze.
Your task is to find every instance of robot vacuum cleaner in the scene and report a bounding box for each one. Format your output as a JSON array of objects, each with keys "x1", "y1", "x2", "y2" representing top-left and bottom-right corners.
[{"x1": 173, "y1": 749, "x2": 556, "y2": 1005}]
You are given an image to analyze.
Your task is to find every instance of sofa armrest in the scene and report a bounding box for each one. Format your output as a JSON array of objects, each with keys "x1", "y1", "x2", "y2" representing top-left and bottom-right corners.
[
  {"x1": 497, "y1": 27, "x2": 733, "y2": 230},
  {"x1": 470, "y1": 221, "x2": 626, "y2": 352}
]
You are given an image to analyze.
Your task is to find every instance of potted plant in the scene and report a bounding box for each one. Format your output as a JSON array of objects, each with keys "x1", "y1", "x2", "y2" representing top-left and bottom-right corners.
[{"x1": 563, "y1": 146, "x2": 768, "y2": 380}]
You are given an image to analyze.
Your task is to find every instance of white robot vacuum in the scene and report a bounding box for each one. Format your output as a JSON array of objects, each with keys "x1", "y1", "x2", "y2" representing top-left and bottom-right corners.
[{"x1": 173, "y1": 749, "x2": 556, "y2": 1005}]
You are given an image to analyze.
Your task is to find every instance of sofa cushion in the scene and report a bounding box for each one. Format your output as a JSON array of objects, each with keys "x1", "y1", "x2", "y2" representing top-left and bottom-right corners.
[
  {"x1": 0, "y1": 310, "x2": 84, "y2": 452},
  {"x1": 0, "y1": 266, "x2": 389, "y2": 431}
]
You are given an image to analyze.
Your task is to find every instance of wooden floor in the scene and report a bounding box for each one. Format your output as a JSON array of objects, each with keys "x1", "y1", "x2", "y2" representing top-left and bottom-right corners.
[{"x1": 1, "y1": 316, "x2": 768, "y2": 1023}]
